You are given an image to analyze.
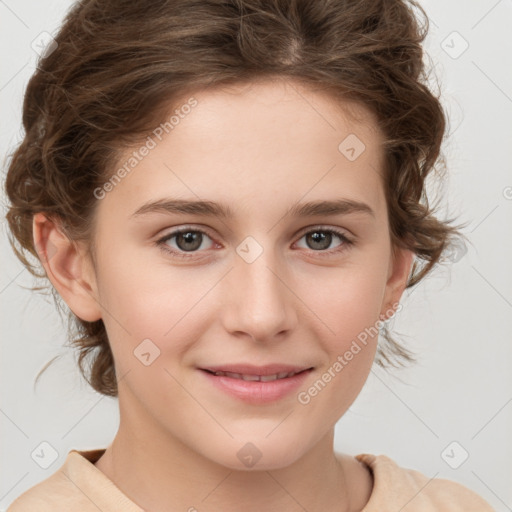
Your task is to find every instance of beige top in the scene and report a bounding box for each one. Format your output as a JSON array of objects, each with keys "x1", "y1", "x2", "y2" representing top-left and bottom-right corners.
[{"x1": 6, "y1": 449, "x2": 495, "y2": 511}]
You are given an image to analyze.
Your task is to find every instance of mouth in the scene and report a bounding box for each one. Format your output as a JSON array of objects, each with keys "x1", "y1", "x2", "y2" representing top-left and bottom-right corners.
[
  {"x1": 201, "y1": 368, "x2": 311, "y2": 381},
  {"x1": 198, "y1": 364, "x2": 314, "y2": 404}
]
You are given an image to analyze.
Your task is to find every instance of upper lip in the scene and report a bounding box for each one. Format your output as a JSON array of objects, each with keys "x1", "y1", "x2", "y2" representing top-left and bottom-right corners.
[{"x1": 200, "y1": 364, "x2": 313, "y2": 376}]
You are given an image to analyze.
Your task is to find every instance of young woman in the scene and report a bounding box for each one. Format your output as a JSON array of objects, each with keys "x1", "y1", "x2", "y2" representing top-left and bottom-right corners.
[{"x1": 4, "y1": 0, "x2": 495, "y2": 510}]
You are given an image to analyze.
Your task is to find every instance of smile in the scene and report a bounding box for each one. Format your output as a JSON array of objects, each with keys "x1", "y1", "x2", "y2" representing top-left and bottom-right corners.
[
  {"x1": 204, "y1": 370, "x2": 304, "y2": 381},
  {"x1": 199, "y1": 367, "x2": 313, "y2": 404}
]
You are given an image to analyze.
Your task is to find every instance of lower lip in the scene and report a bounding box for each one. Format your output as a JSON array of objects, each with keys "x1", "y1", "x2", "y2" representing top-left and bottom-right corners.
[{"x1": 199, "y1": 369, "x2": 312, "y2": 404}]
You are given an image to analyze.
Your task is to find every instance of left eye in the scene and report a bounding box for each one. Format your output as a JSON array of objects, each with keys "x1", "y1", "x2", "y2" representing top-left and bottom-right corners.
[{"x1": 295, "y1": 228, "x2": 352, "y2": 252}]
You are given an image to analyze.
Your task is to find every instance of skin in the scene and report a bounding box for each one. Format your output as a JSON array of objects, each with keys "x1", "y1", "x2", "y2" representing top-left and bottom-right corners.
[{"x1": 33, "y1": 77, "x2": 414, "y2": 512}]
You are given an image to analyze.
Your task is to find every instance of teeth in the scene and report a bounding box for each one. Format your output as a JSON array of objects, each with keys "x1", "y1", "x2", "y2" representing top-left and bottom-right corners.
[
  {"x1": 260, "y1": 374, "x2": 278, "y2": 382},
  {"x1": 242, "y1": 374, "x2": 260, "y2": 381},
  {"x1": 211, "y1": 370, "x2": 301, "y2": 381}
]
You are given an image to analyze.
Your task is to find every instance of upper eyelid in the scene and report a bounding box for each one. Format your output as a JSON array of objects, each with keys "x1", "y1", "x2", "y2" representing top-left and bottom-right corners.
[
  {"x1": 158, "y1": 225, "x2": 216, "y2": 242},
  {"x1": 296, "y1": 224, "x2": 351, "y2": 236}
]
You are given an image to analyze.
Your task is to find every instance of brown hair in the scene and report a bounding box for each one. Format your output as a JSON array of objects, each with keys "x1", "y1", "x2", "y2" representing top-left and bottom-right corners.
[{"x1": 4, "y1": 0, "x2": 466, "y2": 397}]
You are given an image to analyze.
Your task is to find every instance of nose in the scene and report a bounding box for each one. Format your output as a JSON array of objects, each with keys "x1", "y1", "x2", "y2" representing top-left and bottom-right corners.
[{"x1": 220, "y1": 247, "x2": 298, "y2": 343}]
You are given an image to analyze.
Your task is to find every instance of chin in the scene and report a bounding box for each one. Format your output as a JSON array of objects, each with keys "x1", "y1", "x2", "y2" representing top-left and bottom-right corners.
[{"x1": 203, "y1": 435, "x2": 307, "y2": 471}]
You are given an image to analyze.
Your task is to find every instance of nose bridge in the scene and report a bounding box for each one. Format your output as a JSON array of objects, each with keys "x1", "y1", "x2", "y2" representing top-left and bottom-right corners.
[{"x1": 221, "y1": 239, "x2": 296, "y2": 340}]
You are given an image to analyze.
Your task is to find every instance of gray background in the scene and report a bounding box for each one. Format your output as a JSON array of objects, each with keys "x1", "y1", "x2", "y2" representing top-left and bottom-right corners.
[{"x1": 1, "y1": 0, "x2": 511, "y2": 510}]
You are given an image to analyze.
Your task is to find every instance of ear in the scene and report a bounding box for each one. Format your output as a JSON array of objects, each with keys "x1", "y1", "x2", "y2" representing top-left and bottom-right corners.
[
  {"x1": 33, "y1": 212, "x2": 102, "y2": 322},
  {"x1": 379, "y1": 246, "x2": 415, "y2": 321}
]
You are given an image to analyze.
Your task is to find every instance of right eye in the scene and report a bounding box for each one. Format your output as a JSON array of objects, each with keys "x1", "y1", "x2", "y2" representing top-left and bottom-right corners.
[{"x1": 156, "y1": 226, "x2": 218, "y2": 259}]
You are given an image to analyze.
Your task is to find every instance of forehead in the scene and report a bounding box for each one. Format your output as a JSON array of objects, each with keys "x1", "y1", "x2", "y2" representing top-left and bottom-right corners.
[
  {"x1": 177, "y1": 77, "x2": 381, "y2": 151},
  {"x1": 99, "y1": 77, "x2": 386, "y2": 222}
]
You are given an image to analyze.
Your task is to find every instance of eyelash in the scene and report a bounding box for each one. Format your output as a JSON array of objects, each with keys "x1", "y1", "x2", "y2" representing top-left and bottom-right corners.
[{"x1": 155, "y1": 225, "x2": 354, "y2": 260}]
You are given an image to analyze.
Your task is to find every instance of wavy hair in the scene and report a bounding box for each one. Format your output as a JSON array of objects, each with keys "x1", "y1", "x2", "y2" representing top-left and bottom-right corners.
[{"x1": 4, "y1": 0, "x2": 465, "y2": 396}]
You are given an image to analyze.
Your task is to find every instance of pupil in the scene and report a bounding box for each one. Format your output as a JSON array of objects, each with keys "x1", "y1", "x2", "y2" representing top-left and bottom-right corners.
[
  {"x1": 178, "y1": 231, "x2": 201, "y2": 251},
  {"x1": 308, "y1": 231, "x2": 330, "y2": 250}
]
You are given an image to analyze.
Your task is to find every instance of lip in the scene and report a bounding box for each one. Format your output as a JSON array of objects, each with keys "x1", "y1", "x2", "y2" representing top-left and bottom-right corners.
[
  {"x1": 198, "y1": 364, "x2": 314, "y2": 404},
  {"x1": 200, "y1": 363, "x2": 312, "y2": 376}
]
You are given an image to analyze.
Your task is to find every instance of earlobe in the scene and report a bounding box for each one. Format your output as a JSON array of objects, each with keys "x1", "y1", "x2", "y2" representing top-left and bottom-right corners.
[
  {"x1": 380, "y1": 247, "x2": 415, "y2": 320},
  {"x1": 33, "y1": 213, "x2": 102, "y2": 322}
]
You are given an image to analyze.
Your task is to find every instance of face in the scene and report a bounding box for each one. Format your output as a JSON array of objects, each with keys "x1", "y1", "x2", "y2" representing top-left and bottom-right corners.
[{"x1": 45, "y1": 78, "x2": 413, "y2": 470}]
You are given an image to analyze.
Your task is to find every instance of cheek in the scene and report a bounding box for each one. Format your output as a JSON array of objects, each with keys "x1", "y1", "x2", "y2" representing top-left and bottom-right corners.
[
  {"x1": 296, "y1": 271, "x2": 381, "y2": 421},
  {"x1": 95, "y1": 253, "x2": 217, "y2": 366},
  {"x1": 298, "y1": 257, "x2": 388, "y2": 344}
]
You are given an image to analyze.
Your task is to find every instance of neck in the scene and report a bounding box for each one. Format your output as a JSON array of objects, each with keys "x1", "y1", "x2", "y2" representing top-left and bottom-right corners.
[{"x1": 93, "y1": 394, "x2": 372, "y2": 512}]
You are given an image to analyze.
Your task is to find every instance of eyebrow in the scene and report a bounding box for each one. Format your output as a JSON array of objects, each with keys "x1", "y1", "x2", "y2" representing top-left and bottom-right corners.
[{"x1": 131, "y1": 198, "x2": 375, "y2": 219}]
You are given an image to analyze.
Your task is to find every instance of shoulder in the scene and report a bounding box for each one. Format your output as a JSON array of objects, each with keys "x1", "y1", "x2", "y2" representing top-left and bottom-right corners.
[
  {"x1": 6, "y1": 467, "x2": 80, "y2": 511},
  {"x1": 6, "y1": 449, "x2": 114, "y2": 512},
  {"x1": 355, "y1": 453, "x2": 495, "y2": 511}
]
